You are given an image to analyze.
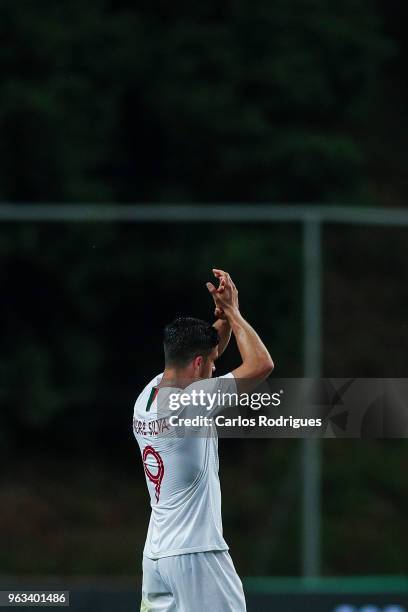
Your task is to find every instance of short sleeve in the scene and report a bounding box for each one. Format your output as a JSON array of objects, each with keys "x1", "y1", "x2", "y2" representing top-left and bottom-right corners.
[{"x1": 178, "y1": 373, "x2": 238, "y2": 418}]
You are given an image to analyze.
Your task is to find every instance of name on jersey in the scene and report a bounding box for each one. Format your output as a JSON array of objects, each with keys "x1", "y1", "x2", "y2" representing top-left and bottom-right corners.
[{"x1": 133, "y1": 416, "x2": 170, "y2": 436}]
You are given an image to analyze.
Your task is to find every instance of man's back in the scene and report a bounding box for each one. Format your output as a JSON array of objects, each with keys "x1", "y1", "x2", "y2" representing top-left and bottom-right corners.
[{"x1": 133, "y1": 372, "x2": 236, "y2": 559}]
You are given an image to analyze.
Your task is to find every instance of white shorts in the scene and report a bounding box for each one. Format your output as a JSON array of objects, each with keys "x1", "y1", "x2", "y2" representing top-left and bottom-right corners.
[{"x1": 141, "y1": 550, "x2": 247, "y2": 612}]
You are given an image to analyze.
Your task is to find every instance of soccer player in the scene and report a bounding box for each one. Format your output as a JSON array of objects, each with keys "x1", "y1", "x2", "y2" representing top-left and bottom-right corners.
[{"x1": 133, "y1": 269, "x2": 274, "y2": 612}]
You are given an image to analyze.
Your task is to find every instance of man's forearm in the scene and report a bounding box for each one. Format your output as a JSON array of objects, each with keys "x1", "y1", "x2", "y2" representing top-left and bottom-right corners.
[
  {"x1": 225, "y1": 307, "x2": 274, "y2": 380},
  {"x1": 213, "y1": 318, "x2": 232, "y2": 357},
  {"x1": 206, "y1": 268, "x2": 273, "y2": 386}
]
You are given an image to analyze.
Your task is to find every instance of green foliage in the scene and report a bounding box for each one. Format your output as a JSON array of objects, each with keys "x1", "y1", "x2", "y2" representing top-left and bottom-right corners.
[
  {"x1": 0, "y1": 1, "x2": 406, "y2": 578},
  {"x1": 0, "y1": 0, "x2": 392, "y2": 202}
]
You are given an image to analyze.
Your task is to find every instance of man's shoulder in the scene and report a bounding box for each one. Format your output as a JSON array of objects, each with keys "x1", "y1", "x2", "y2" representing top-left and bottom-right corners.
[
  {"x1": 184, "y1": 372, "x2": 236, "y2": 391},
  {"x1": 134, "y1": 372, "x2": 163, "y2": 411}
]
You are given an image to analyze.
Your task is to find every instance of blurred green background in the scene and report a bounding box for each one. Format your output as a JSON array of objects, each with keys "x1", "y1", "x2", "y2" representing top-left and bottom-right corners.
[{"x1": 0, "y1": 0, "x2": 407, "y2": 583}]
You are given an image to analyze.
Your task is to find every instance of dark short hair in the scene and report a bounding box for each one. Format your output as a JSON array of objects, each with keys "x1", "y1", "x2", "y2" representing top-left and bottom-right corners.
[{"x1": 163, "y1": 317, "x2": 219, "y2": 367}]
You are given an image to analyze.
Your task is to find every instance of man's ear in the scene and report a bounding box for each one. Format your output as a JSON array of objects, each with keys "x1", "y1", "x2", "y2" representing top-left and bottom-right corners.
[{"x1": 192, "y1": 355, "x2": 203, "y2": 370}]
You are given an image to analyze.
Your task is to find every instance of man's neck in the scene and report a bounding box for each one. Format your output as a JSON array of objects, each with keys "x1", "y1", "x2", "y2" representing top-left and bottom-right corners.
[{"x1": 160, "y1": 367, "x2": 197, "y2": 390}]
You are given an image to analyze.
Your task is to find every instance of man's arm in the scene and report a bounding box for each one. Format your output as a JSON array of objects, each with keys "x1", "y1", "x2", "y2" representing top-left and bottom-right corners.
[
  {"x1": 207, "y1": 269, "x2": 274, "y2": 392},
  {"x1": 213, "y1": 318, "x2": 231, "y2": 357},
  {"x1": 227, "y1": 308, "x2": 274, "y2": 387}
]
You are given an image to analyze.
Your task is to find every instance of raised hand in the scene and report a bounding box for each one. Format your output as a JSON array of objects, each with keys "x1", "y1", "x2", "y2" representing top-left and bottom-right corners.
[{"x1": 206, "y1": 269, "x2": 239, "y2": 318}]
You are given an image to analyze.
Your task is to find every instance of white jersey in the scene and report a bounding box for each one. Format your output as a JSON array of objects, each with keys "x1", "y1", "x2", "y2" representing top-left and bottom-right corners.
[{"x1": 132, "y1": 372, "x2": 237, "y2": 559}]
